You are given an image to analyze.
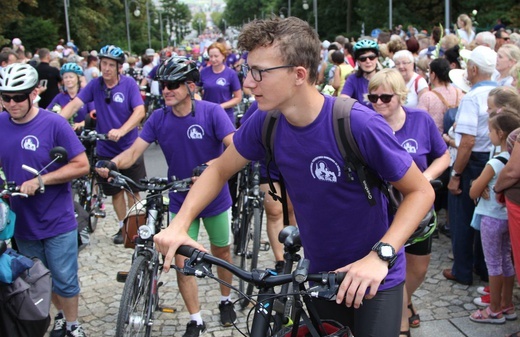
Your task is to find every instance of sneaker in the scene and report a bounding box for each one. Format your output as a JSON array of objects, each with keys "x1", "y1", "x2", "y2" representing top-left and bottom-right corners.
[
  {"x1": 50, "y1": 313, "x2": 66, "y2": 337},
  {"x1": 66, "y1": 324, "x2": 87, "y2": 337},
  {"x1": 219, "y1": 300, "x2": 237, "y2": 327},
  {"x1": 113, "y1": 229, "x2": 123, "y2": 244},
  {"x1": 473, "y1": 294, "x2": 490, "y2": 307},
  {"x1": 477, "y1": 286, "x2": 490, "y2": 296},
  {"x1": 182, "y1": 320, "x2": 206, "y2": 337}
]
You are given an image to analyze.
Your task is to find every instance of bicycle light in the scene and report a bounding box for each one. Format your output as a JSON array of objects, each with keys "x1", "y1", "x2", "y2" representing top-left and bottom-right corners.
[{"x1": 138, "y1": 225, "x2": 153, "y2": 240}]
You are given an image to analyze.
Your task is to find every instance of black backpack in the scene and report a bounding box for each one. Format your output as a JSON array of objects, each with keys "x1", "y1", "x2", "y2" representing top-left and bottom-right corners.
[{"x1": 262, "y1": 97, "x2": 391, "y2": 225}]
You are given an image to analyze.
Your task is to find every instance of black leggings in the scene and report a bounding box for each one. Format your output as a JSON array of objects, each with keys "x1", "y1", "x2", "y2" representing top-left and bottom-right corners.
[{"x1": 313, "y1": 282, "x2": 404, "y2": 337}]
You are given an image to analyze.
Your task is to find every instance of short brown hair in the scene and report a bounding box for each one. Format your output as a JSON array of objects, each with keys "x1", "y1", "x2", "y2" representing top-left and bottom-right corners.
[{"x1": 237, "y1": 17, "x2": 321, "y2": 84}]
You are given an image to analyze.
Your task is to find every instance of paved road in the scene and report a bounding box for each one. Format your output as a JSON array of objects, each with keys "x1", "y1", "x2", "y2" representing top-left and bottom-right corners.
[{"x1": 56, "y1": 143, "x2": 520, "y2": 336}]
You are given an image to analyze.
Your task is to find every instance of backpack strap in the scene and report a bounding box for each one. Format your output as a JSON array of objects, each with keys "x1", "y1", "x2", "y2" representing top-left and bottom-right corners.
[
  {"x1": 495, "y1": 155, "x2": 508, "y2": 165},
  {"x1": 262, "y1": 110, "x2": 290, "y2": 227},
  {"x1": 332, "y1": 97, "x2": 378, "y2": 206},
  {"x1": 414, "y1": 75, "x2": 421, "y2": 93}
]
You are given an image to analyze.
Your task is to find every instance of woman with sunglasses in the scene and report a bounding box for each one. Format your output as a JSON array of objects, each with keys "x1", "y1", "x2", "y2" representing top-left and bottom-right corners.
[
  {"x1": 340, "y1": 39, "x2": 381, "y2": 107},
  {"x1": 393, "y1": 50, "x2": 428, "y2": 108},
  {"x1": 47, "y1": 63, "x2": 95, "y2": 131},
  {"x1": 368, "y1": 68, "x2": 450, "y2": 337},
  {"x1": 199, "y1": 42, "x2": 242, "y2": 125}
]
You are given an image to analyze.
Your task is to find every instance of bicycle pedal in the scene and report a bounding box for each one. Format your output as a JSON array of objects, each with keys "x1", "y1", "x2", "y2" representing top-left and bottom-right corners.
[
  {"x1": 94, "y1": 210, "x2": 106, "y2": 218},
  {"x1": 157, "y1": 306, "x2": 176, "y2": 313},
  {"x1": 116, "y1": 271, "x2": 128, "y2": 283},
  {"x1": 260, "y1": 241, "x2": 271, "y2": 252}
]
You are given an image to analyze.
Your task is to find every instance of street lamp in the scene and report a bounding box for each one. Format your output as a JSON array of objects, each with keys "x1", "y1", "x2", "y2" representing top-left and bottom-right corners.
[
  {"x1": 64, "y1": 0, "x2": 71, "y2": 42},
  {"x1": 124, "y1": 0, "x2": 141, "y2": 53},
  {"x1": 146, "y1": 0, "x2": 151, "y2": 49},
  {"x1": 154, "y1": 12, "x2": 169, "y2": 49},
  {"x1": 302, "y1": 0, "x2": 318, "y2": 32}
]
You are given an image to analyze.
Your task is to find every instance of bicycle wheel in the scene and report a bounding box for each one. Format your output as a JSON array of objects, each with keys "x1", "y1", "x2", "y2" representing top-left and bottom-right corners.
[
  {"x1": 239, "y1": 206, "x2": 263, "y2": 309},
  {"x1": 87, "y1": 176, "x2": 102, "y2": 233},
  {"x1": 115, "y1": 254, "x2": 156, "y2": 337}
]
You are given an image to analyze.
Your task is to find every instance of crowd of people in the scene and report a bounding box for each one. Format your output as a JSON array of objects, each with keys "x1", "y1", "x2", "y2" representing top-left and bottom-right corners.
[{"x1": 1, "y1": 12, "x2": 520, "y2": 337}]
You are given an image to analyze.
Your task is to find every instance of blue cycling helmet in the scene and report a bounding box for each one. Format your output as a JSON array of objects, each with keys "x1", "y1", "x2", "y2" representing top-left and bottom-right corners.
[
  {"x1": 353, "y1": 39, "x2": 379, "y2": 60},
  {"x1": 60, "y1": 62, "x2": 84, "y2": 76},
  {"x1": 99, "y1": 45, "x2": 125, "y2": 64}
]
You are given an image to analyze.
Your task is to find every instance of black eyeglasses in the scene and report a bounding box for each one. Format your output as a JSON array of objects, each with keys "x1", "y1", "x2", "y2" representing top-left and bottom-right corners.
[
  {"x1": 358, "y1": 54, "x2": 377, "y2": 62},
  {"x1": 104, "y1": 88, "x2": 111, "y2": 104},
  {"x1": 160, "y1": 81, "x2": 184, "y2": 90},
  {"x1": 367, "y1": 94, "x2": 394, "y2": 104},
  {"x1": 242, "y1": 64, "x2": 296, "y2": 82},
  {"x1": 1, "y1": 94, "x2": 28, "y2": 103}
]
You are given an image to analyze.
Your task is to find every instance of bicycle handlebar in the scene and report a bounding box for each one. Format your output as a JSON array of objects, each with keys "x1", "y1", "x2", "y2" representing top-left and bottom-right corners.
[
  {"x1": 176, "y1": 245, "x2": 345, "y2": 298},
  {"x1": 107, "y1": 170, "x2": 193, "y2": 193},
  {"x1": 78, "y1": 130, "x2": 109, "y2": 144}
]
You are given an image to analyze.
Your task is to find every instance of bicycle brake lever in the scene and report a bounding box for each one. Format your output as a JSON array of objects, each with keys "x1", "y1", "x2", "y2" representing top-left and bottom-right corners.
[{"x1": 182, "y1": 260, "x2": 213, "y2": 278}]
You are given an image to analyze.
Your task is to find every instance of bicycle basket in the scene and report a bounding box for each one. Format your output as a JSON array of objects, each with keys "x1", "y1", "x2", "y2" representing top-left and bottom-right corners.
[{"x1": 273, "y1": 319, "x2": 353, "y2": 337}]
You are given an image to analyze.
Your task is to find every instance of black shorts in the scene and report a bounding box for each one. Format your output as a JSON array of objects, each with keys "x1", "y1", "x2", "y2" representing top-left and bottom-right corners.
[
  {"x1": 97, "y1": 155, "x2": 147, "y2": 196},
  {"x1": 405, "y1": 234, "x2": 433, "y2": 256}
]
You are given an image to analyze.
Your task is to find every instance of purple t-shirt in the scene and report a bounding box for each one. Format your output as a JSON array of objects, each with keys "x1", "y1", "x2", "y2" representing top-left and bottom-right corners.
[
  {"x1": 78, "y1": 76, "x2": 144, "y2": 157},
  {"x1": 340, "y1": 74, "x2": 372, "y2": 109},
  {"x1": 396, "y1": 107, "x2": 447, "y2": 171},
  {"x1": 47, "y1": 91, "x2": 95, "y2": 123},
  {"x1": 199, "y1": 66, "x2": 241, "y2": 123},
  {"x1": 234, "y1": 95, "x2": 413, "y2": 290},
  {"x1": 140, "y1": 100, "x2": 235, "y2": 217},
  {"x1": 0, "y1": 109, "x2": 85, "y2": 240}
]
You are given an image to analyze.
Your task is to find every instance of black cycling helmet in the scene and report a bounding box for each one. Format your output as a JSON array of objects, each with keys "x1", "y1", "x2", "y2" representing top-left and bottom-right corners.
[
  {"x1": 98, "y1": 45, "x2": 125, "y2": 64},
  {"x1": 155, "y1": 56, "x2": 200, "y2": 83},
  {"x1": 353, "y1": 39, "x2": 379, "y2": 60}
]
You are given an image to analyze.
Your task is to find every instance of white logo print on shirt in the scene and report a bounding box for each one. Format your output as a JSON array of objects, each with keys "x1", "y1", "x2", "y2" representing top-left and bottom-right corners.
[
  {"x1": 113, "y1": 92, "x2": 125, "y2": 103},
  {"x1": 21, "y1": 136, "x2": 39, "y2": 151},
  {"x1": 187, "y1": 125, "x2": 205, "y2": 139},
  {"x1": 402, "y1": 138, "x2": 418, "y2": 154},
  {"x1": 310, "y1": 156, "x2": 341, "y2": 182},
  {"x1": 216, "y1": 78, "x2": 227, "y2": 86}
]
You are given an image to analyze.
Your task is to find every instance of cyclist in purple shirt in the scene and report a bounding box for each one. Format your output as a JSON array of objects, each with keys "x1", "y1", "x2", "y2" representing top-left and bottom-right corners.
[
  {"x1": 155, "y1": 17, "x2": 435, "y2": 337},
  {"x1": 0, "y1": 63, "x2": 89, "y2": 336},
  {"x1": 199, "y1": 42, "x2": 242, "y2": 124},
  {"x1": 60, "y1": 45, "x2": 146, "y2": 245},
  {"x1": 96, "y1": 57, "x2": 237, "y2": 336}
]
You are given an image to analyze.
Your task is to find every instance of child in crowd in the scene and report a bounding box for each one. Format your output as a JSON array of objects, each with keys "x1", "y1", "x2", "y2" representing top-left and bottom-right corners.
[{"x1": 469, "y1": 108, "x2": 520, "y2": 324}]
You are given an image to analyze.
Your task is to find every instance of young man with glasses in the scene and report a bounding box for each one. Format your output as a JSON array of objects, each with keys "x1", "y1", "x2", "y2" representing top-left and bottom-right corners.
[
  {"x1": 154, "y1": 17, "x2": 435, "y2": 337},
  {"x1": 0, "y1": 63, "x2": 90, "y2": 337},
  {"x1": 95, "y1": 56, "x2": 237, "y2": 337},
  {"x1": 60, "y1": 44, "x2": 146, "y2": 245}
]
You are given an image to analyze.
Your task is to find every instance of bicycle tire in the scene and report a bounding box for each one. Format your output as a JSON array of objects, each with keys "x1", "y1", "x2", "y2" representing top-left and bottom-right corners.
[
  {"x1": 232, "y1": 176, "x2": 246, "y2": 255},
  {"x1": 86, "y1": 177, "x2": 98, "y2": 233},
  {"x1": 115, "y1": 254, "x2": 156, "y2": 337},
  {"x1": 239, "y1": 206, "x2": 263, "y2": 309}
]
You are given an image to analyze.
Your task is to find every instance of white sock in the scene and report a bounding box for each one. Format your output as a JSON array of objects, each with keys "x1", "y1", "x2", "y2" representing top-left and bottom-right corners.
[
  {"x1": 220, "y1": 295, "x2": 231, "y2": 303},
  {"x1": 190, "y1": 312, "x2": 203, "y2": 325},
  {"x1": 118, "y1": 220, "x2": 124, "y2": 228},
  {"x1": 66, "y1": 321, "x2": 79, "y2": 331}
]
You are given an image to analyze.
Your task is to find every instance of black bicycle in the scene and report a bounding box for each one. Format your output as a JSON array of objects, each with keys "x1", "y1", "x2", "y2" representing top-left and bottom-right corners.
[
  {"x1": 232, "y1": 161, "x2": 267, "y2": 309},
  {"x1": 105, "y1": 169, "x2": 197, "y2": 337},
  {"x1": 175, "y1": 226, "x2": 353, "y2": 337},
  {"x1": 72, "y1": 129, "x2": 108, "y2": 233}
]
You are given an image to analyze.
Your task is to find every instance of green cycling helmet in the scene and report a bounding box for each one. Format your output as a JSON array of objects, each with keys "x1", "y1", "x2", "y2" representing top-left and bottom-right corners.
[{"x1": 353, "y1": 39, "x2": 379, "y2": 60}]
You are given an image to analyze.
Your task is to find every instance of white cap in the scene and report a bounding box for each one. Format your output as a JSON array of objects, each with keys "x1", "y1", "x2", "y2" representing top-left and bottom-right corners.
[
  {"x1": 145, "y1": 48, "x2": 155, "y2": 56},
  {"x1": 90, "y1": 50, "x2": 98, "y2": 57},
  {"x1": 459, "y1": 46, "x2": 497, "y2": 74},
  {"x1": 322, "y1": 40, "x2": 330, "y2": 49},
  {"x1": 12, "y1": 38, "x2": 22, "y2": 46},
  {"x1": 56, "y1": 45, "x2": 64, "y2": 50},
  {"x1": 449, "y1": 69, "x2": 471, "y2": 93}
]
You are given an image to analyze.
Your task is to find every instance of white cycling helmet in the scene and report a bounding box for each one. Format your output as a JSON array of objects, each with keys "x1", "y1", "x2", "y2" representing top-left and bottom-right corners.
[{"x1": 0, "y1": 63, "x2": 39, "y2": 94}]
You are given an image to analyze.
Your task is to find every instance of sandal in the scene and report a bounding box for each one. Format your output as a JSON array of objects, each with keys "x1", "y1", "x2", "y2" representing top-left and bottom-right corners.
[
  {"x1": 399, "y1": 330, "x2": 411, "y2": 337},
  {"x1": 503, "y1": 306, "x2": 517, "y2": 321},
  {"x1": 506, "y1": 331, "x2": 520, "y2": 337},
  {"x1": 408, "y1": 303, "x2": 420, "y2": 328},
  {"x1": 469, "y1": 306, "x2": 506, "y2": 324}
]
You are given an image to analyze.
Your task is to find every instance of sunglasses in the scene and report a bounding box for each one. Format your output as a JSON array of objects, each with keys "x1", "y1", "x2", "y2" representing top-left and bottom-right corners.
[
  {"x1": 160, "y1": 81, "x2": 184, "y2": 90},
  {"x1": 1, "y1": 94, "x2": 28, "y2": 103},
  {"x1": 358, "y1": 55, "x2": 377, "y2": 62},
  {"x1": 367, "y1": 94, "x2": 394, "y2": 104},
  {"x1": 104, "y1": 88, "x2": 111, "y2": 104}
]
